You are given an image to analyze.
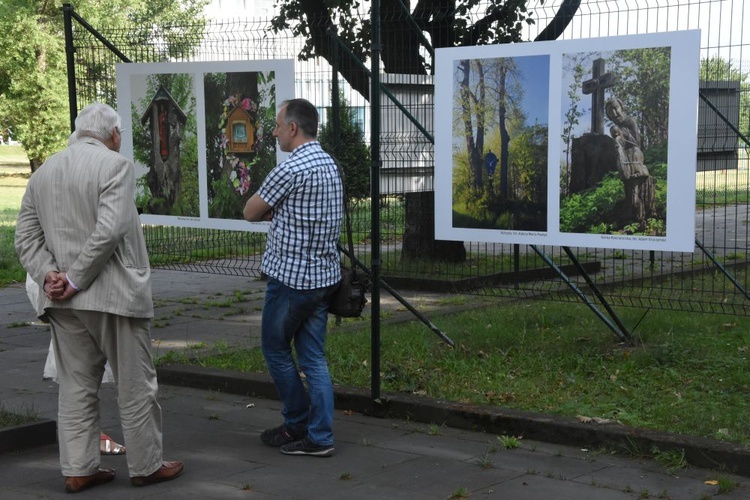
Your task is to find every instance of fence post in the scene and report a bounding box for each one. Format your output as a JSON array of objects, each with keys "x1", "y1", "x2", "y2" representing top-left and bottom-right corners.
[
  {"x1": 63, "y1": 4, "x2": 77, "y2": 132},
  {"x1": 370, "y1": 0, "x2": 382, "y2": 403}
]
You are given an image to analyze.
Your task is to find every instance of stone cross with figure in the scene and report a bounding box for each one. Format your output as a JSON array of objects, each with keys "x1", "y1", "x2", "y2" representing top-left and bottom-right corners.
[{"x1": 582, "y1": 58, "x2": 616, "y2": 134}]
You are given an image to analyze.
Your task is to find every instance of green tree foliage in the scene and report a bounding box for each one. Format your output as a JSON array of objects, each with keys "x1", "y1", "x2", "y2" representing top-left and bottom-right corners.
[
  {"x1": 0, "y1": 5, "x2": 68, "y2": 171},
  {"x1": 559, "y1": 172, "x2": 625, "y2": 234},
  {"x1": 452, "y1": 122, "x2": 547, "y2": 231},
  {"x1": 508, "y1": 123, "x2": 547, "y2": 204},
  {"x1": 451, "y1": 152, "x2": 472, "y2": 210},
  {"x1": 455, "y1": 59, "x2": 488, "y2": 192},
  {"x1": 318, "y1": 93, "x2": 371, "y2": 200},
  {"x1": 271, "y1": 0, "x2": 545, "y2": 99},
  {"x1": 0, "y1": 0, "x2": 207, "y2": 171},
  {"x1": 271, "y1": 0, "x2": 579, "y2": 99},
  {"x1": 559, "y1": 47, "x2": 672, "y2": 235},
  {"x1": 649, "y1": 161, "x2": 668, "y2": 221},
  {"x1": 454, "y1": 58, "x2": 526, "y2": 196},
  {"x1": 560, "y1": 163, "x2": 667, "y2": 236},
  {"x1": 451, "y1": 54, "x2": 548, "y2": 231},
  {"x1": 606, "y1": 47, "x2": 671, "y2": 150}
]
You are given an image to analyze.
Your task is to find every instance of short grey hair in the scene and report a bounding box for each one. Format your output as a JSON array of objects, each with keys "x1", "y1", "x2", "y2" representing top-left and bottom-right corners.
[
  {"x1": 280, "y1": 98, "x2": 319, "y2": 138},
  {"x1": 74, "y1": 102, "x2": 121, "y2": 142}
]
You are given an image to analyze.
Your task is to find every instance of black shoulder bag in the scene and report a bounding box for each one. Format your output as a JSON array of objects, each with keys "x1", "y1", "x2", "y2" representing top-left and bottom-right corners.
[{"x1": 328, "y1": 159, "x2": 368, "y2": 317}]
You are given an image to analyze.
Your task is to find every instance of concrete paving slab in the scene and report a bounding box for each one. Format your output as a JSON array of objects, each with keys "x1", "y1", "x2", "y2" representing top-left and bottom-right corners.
[
  {"x1": 577, "y1": 463, "x2": 719, "y2": 498},
  {"x1": 484, "y1": 474, "x2": 637, "y2": 499}
]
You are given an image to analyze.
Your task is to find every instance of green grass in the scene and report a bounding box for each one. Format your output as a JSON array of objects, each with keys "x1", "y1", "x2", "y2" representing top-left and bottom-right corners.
[
  {"x1": 143, "y1": 225, "x2": 266, "y2": 265},
  {"x1": 498, "y1": 435, "x2": 521, "y2": 449},
  {"x1": 0, "y1": 146, "x2": 30, "y2": 285},
  {"x1": 0, "y1": 405, "x2": 39, "y2": 427},
  {"x1": 0, "y1": 207, "x2": 24, "y2": 285},
  {"x1": 697, "y1": 188, "x2": 750, "y2": 205},
  {"x1": 375, "y1": 248, "x2": 565, "y2": 279},
  {"x1": 651, "y1": 447, "x2": 687, "y2": 476},
  {"x1": 0, "y1": 175, "x2": 27, "y2": 212},
  {"x1": 0, "y1": 144, "x2": 27, "y2": 164},
  {"x1": 160, "y1": 299, "x2": 750, "y2": 447},
  {"x1": 696, "y1": 168, "x2": 750, "y2": 205}
]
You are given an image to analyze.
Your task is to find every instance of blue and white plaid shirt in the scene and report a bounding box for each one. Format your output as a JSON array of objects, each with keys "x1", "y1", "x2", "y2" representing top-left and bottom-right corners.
[{"x1": 258, "y1": 141, "x2": 343, "y2": 290}]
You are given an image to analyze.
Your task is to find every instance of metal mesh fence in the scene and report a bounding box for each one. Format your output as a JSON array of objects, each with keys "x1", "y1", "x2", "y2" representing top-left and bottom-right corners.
[{"x1": 67, "y1": 1, "x2": 749, "y2": 319}]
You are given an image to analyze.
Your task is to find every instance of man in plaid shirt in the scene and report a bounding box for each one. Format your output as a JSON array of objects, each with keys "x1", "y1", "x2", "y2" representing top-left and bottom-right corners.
[{"x1": 244, "y1": 98, "x2": 343, "y2": 457}]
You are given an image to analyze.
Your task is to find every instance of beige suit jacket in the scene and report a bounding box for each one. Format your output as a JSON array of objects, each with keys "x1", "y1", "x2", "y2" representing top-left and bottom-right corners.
[{"x1": 15, "y1": 137, "x2": 153, "y2": 319}]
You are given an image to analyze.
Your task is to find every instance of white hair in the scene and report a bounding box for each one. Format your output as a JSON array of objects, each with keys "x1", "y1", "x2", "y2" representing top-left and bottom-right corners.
[{"x1": 74, "y1": 102, "x2": 121, "y2": 142}]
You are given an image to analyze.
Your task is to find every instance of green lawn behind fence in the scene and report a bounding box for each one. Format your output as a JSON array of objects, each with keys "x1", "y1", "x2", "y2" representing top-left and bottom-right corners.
[{"x1": 158, "y1": 295, "x2": 750, "y2": 447}]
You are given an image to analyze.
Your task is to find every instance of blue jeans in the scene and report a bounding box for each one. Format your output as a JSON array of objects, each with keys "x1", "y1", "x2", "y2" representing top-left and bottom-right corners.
[{"x1": 261, "y1": 277, "x2": 337, "y2": 446}]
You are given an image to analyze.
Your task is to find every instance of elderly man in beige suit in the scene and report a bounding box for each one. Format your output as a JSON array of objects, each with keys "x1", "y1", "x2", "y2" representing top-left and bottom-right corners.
[{"x1": 15, "y1": 102, "x2": 183, "y2": 494}]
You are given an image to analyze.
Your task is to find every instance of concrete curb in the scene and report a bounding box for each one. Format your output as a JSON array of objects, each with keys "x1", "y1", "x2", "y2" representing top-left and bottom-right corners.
[
  {"x1": 157, "y1": 364, "x2": 750, "y2": 477},
  {"x1": 0, "y1": 419, "x2": 57, "y2": 454}
]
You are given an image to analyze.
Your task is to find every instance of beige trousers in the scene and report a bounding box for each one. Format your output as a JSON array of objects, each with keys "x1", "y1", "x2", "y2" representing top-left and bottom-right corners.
[{"x1": 47, "y1": 308, "x2": 163, "y2": 477}]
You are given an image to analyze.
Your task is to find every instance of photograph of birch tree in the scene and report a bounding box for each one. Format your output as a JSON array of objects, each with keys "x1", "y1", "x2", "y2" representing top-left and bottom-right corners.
[{"x1": 451, "y1": 55, "x2": 549, "y2": 232}]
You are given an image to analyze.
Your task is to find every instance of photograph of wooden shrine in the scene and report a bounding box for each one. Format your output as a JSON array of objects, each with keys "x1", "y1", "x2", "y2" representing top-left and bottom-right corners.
[
  {"x1": 131, "y1": 73, "x2": 197, "y2": 218},
  {"x1": 204, "y1": 70, "x2": 279, "y2": 220},
  {"x1": 116, "y1": 60, "x2": 294, "y2": 231}
]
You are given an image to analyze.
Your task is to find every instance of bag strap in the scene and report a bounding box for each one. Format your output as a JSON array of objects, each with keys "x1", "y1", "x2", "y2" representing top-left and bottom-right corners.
[{"x1": 331, "y1": 155, "x2": 356, "y2": 272}]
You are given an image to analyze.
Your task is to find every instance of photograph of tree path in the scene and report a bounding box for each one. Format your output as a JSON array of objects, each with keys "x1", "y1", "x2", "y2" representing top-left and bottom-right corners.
[{"x1": 451, "y1": 55, "x2": 550, "y2": 232}]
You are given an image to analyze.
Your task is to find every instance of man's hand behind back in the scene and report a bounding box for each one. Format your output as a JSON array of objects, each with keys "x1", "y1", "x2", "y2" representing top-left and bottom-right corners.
[{"x1": 44, "y1": 271, "x2": 79, "y2": 301}]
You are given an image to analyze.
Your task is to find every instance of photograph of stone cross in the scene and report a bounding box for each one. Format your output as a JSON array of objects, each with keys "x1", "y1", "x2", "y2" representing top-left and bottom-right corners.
[
  {"x1": 561, "y1": 47, "x2": 668, "y2": 236},
  {"x1": 582, "y1": 58, "x2": 616, "y2": 135}
]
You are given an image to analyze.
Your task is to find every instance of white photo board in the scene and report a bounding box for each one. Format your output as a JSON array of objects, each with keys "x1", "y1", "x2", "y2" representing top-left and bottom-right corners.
[
  {"x1": 434, "y1": 31, "x2": 701, "y2": 252},
  {"x1": 116, "y1": 60, "x2": 294, "y2": 231}
]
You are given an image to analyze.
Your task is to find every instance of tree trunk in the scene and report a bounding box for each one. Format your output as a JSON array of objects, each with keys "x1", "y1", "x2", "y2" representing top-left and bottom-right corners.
[
  {"x1": 381, "y1": 0, "x2": 426, "y2": 74},
  {"x1": 401, "y1": 191, "x2": 466, "y2": 263},
  {"x1": 30, "y1": 158, "x2": 42, "y2": 173},
  {"x1": 393, "y1": 14, "x2": 467, "y2": 262},
  {"x1": 458, "y1": 60, "x2": 482, "y2": 190},
  {"x1": 498, "y1": 66, "x2": 510, "y2": 197},
  {"x1": 534, "y1": 0, "x2": 582, "y2": 42},
  {"x1": 297, "y1": 0, "x2": 582, "y2": 104},
  {"x1": 475, "y1": 60, "x2": 486, "y2": 188}
]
